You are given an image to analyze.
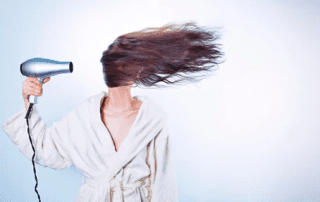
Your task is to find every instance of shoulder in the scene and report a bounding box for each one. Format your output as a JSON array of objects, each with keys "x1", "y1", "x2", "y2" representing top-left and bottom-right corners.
[
  {"x1": 78, "y1": 92, "x2": 104, "y2": 107},
  {"x1": 58, "y1": 92, "x2": 103, "y2": 123},
  {"x1": 144, "y1": 97, "x2": 167, "y2": 121},
  {"x1": 75, "y1": 92, "x2": 104, "y2": 112}
]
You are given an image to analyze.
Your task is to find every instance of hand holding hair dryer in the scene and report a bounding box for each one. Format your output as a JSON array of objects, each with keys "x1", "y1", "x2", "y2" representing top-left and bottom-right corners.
[{"x1": 20, "y1": 58, "x2": 73, "y2": 104}]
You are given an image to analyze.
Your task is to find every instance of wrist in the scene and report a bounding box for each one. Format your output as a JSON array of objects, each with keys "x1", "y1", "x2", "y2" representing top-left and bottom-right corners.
[{"x1": 24, "y1": 98, "x2": 30, "y2": 110}]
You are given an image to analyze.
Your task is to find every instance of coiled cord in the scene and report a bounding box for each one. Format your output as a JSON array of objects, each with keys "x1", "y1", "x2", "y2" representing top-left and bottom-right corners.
[{"x1": 25, "y1": 103, "x2": 41, "y2": 202}]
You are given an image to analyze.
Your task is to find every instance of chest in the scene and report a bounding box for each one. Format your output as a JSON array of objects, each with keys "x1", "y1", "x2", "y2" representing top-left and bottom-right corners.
[{"x1": 101, "y1": 110, "x2": 139, "y2": 152}]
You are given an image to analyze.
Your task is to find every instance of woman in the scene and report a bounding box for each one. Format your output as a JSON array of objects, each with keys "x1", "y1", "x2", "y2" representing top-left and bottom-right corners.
[{"x1": 2, "y1": 22, "x2": 223, "y2": 202}]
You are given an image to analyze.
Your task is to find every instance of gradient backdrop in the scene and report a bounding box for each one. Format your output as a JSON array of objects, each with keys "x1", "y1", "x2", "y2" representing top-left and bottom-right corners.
[{"x1": 1, "y1": 0, "x2": 320, "y2": 201}]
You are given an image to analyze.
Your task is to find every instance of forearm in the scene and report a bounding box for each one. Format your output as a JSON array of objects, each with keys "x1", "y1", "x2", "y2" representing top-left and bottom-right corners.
[{"x1": 2, "y1": 106, "x2": 72, "y2": 169}]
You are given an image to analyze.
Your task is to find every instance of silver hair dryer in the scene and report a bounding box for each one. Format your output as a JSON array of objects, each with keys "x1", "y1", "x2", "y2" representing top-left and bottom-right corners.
[{"x1": 20, "y1": 57, "x2": 73, "y2": 104}]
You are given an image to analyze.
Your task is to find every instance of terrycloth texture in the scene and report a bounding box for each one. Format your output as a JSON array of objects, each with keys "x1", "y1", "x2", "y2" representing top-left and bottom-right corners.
[{"x1": 2, "y1": 91, "x2": 178, "y2": 202}]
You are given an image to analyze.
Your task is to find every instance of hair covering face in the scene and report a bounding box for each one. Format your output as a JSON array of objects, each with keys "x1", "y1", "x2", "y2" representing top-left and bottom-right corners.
[{"x1": 100, "y1": 22, "x2": 224, "y2": 88}]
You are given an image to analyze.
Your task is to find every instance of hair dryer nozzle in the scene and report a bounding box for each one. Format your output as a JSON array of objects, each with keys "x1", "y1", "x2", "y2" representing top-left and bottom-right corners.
[{"x1": 70, "y1": 62, "x2": 73, "y2": 73}]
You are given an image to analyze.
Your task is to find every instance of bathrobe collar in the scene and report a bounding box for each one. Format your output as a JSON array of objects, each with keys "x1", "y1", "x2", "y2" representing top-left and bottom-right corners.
[{"x1": 88, "y1": 91, "x2": 166, "y2": 182}]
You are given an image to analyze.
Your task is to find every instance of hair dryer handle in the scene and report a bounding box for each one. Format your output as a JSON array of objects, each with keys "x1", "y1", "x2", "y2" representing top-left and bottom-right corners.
[{"x1": 28, "y1": 77, "x2": 45, "y2": 104}]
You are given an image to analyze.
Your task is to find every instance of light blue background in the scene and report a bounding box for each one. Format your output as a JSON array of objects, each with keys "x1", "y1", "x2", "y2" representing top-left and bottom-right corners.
[{"x1": 1, "y1": 0, "x2": 320, "y2": 201}]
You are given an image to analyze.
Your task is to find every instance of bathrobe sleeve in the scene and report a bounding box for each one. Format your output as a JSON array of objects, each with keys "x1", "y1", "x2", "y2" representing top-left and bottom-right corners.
[
  {"x1": 2, "y1": 106, "x2": 73, "y2": 170},
  {"x1": 150, "y1": 125, "x2": 179, "y2": 202}
]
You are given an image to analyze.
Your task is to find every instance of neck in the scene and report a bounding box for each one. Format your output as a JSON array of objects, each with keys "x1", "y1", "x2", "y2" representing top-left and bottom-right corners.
[{"x1": 103, "y1": 85, "x2": 135, "y2": 112}]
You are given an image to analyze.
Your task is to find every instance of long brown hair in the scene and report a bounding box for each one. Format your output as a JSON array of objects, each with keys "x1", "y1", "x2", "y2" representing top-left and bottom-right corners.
[{"x1": 100, "y1": 22, "x2": 224, "y2": 88}]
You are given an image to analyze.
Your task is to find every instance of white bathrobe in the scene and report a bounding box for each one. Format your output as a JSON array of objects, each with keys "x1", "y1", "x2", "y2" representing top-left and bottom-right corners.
[{"x1": 2, "y1": 91, "x2": 178, "y2": 202}]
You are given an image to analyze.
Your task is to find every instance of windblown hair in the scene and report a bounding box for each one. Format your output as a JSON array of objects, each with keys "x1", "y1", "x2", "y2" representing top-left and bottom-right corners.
[{"x1": 100, "y1": 22, "x2": 224, "y2": 88}]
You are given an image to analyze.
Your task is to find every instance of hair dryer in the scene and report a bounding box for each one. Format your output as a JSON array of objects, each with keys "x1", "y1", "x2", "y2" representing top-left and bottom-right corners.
[{"x1": 20, "y1": 58, "x2": 73, "y2": 104}]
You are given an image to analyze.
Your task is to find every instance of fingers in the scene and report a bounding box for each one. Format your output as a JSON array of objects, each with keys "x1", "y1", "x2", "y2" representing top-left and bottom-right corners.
[
  {"x1": 24, "y1": 77, "x2": 51, "y2": 86},
  {"x1": 23, "y1": 79, "x2": 42, "y2": 92},
  {"x1": 43, "y1": 77, "x2": 51, "y2": 83},
  {"x1": 25, "y1": 77, "x2": 42, "y2": 88},
  {"x1": 23, "y1": 77, "x2": 44, "y2": 100},
  {"x1": 23, "y1": 86, "x2": 42, "y2": 97},
  {"x1": 23, "y1": 78, "x2": 40, "y2": 87},
  {"x1": 22, "y1": 89, "x2": 41, "y2": 101},
  {"x1": 26, "y1": 76, "x2": 51, "y2": 85}
]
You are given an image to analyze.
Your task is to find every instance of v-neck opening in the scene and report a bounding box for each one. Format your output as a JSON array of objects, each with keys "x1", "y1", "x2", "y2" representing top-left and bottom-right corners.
[{"x1": 98, "y1": 92, "x2": 146, "y2": 154}]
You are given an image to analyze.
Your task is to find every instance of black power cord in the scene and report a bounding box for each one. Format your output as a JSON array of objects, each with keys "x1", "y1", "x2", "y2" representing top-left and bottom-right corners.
[{"x1": 25, "y1": 103, "x2": 41, "y2": 202}]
